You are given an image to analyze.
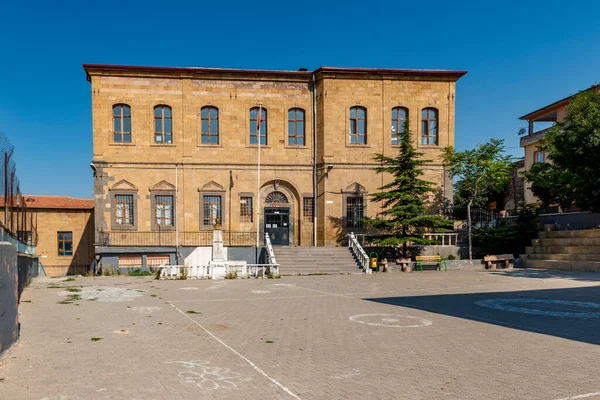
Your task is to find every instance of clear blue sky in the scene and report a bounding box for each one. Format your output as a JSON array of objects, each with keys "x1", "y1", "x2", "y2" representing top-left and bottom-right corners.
[{"x1": 1, "y1": 0, "x2": 600, "y2": 199}]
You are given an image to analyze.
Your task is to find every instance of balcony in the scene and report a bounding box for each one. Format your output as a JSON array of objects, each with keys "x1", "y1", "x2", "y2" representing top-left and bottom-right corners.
[
  {"x1": 520, "y1": 127, "x2": 552, "y2": 147},
  {"x1": 98, "y1": 231, "x2": 258, "y2": 247}
]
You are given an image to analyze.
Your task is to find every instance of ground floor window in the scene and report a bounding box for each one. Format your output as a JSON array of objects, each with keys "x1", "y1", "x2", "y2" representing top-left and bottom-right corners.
[
  {"x1": 118, "y1": 255, "x2": 143, "y2": 268},
  {"x1": 240, "y1": 197, "x2": 253, "y2": 222},
  {"x1": 303, "y1": 197, "x2": 314, "y2": 222},
  {"x1": 155, "y1": 195, "x2": 174, "y2": 226},
  {"x1": 115, "y1": 194, "x2": 135, "y2": 226},
  {"x1": 18, "y1": 230, "x2": 32, "y2": 245},
  {"x1": 58, "y1": 231, "x2": 73, "y2": 256},
  {"x1": 203, "y1": 195, "x2": 222, "y2": 226},
  {"x1": 346, "y1": 196, "x2": 364, "y2": 228}
]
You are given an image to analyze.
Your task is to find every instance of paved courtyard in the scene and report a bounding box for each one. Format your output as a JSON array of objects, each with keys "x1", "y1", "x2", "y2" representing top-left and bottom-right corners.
[{"x1": 1, "y1": 269, "x2": 600, "y2": 400}]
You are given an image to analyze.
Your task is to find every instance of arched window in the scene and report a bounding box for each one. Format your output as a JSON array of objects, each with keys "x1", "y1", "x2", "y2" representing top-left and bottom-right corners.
[
  {"x1": 154, "y1": 105, "x2": 172, "y2": 144},
  {"x1": 113, "y1": 104, "x2": 131, "y2": 143},
  {"x1": 250, "y1": 107, "x2": 267, "y2": 145},
  {"x1": 265, "y1": 191, "x2": 288, "y2": 203},
  {"x1": 288, "y1": 108, "x2": 305, "y2": 146},
  {"x1": 349, "y1": 106, "x2": 367, "y2": 144},
  {"x1": 534, "y1": 151, "x2": 545, "y2": 163},
  {"x1": 201, "y1": 106, "x2": 219, "y2": 144},
  {"x1": 421, "y1": 108, "x2": 438, "y2": 145},
  {"x1": 391, "y1": 107, "x2": 408, "y2": 145}
]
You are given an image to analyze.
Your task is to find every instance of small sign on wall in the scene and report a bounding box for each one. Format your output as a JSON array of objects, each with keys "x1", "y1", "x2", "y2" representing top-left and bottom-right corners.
[{"x1": 326, "y1": 200, "x2": 333, "y2": 204}]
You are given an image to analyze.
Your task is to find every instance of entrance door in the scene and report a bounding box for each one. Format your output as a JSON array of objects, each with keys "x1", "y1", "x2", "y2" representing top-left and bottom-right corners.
[{"x1": 264, "y1": 207, "x2": 289, "y2": 246}]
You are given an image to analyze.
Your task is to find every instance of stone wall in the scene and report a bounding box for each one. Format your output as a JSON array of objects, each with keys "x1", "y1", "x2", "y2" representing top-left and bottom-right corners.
[{"x1": 0, "y1": 243, "x2": 18, "y2": 356}]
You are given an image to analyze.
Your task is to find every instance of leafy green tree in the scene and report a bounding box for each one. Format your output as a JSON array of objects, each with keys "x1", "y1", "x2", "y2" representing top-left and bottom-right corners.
[
  {"x1": 442, "y1": 139, "x2": 512, "y2": 260},
  {"x1": 364, "y1": 118, "x2": 452, "y2": 258},
  {"x1": 523, "y1": 88, "x2": 600, "y2": 210}
]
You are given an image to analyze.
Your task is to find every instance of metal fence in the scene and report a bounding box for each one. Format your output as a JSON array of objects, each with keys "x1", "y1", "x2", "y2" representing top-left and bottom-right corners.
[
  {"x1": 99, "y1": 230, "x2": 258, "y2": 247},
  {"x1": 0, "y1": 133, "x2": 38, "y2": 250}
]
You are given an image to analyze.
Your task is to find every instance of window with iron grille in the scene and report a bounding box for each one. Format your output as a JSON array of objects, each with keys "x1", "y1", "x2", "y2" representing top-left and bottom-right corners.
[
  {"x1": 303, "y1": 197, "x2": 314, "y2": 222},
  {"x1": 349, "y1": 106, "x2": 367, "y2": 144},
  {"x1": 155, "y1": 195, "x2": 174, "y2": 226},
  {"x1": 203, "y1": 195, "x2": 222, "y2": 226},
  {"x1": 115, "y1": 194, "x2": 134, "y2": 226},
  {"x1": 201, "y1": 106, "x2": 219, "y2": 144},
  {"x1": 391, "y1": 107, "x2": 408, "y2": 145},
  {"x1": 421, "y1": 108, "x2": 438, "y2": 145},
  {"x1": 113, "y1": 104, "x2": 131, "y2": 143},
  {"x1": 346, "y1": 196, "x2": 363, "y2": 228},
  {"x1": 240, "y1": 197, "x2": 253, "y2": 222},
  {"x1": 154, "y1": 105, "x2": 172, "y2": 144},
  {"x1": 288, "y1": 108, "x2": 305, "y2": 146},
  {"x1": 249, "y1": 107, "x2": 267, "y2": 145},
  {"x1": 58, "y1": 231, "x2": 73, "y2": 256}
]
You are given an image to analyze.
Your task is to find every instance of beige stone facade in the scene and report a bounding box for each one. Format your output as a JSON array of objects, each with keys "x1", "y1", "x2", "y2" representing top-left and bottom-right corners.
[{"x1": 85, "y1": 64, "x2": 465, "y2": 255}]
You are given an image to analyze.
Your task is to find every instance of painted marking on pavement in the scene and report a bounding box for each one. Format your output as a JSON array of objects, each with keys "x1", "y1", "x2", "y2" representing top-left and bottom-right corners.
[
  {"x1": 553, "y1": 391, "x2": 600, "y2": 400},
  {"x1": 349, "y1": 314, "x2": 433, "y2": 328},
  {"x1": 169, "y1": 303, "x2": 301, "y2": 399},
  {"x1": 475, "y1": 299, "x2": 600, "y2": 318}
]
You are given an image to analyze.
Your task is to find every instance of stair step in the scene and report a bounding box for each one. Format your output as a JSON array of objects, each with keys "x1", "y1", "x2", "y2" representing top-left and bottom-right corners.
[
  {"x1": 545, "y1": 229, "x2": 600, "y2": 239},
  {"x1": 535, "y1": 238, "x2": 600, "y2": 246},
  {"x1": 531, "y1": 245, "x2": 600, "y2": 255},
  {"x1": 527, "y1": 253, "x2": 600, "y2": 261},
  {"x1": 524, "y1": 259, "x2": 600, "y2": 272}
]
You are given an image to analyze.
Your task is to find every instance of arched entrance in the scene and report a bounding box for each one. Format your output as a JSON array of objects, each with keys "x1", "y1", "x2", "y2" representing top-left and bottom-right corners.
[{"x1": 264, "y1": 191, "x2": 290, "y2": 245}]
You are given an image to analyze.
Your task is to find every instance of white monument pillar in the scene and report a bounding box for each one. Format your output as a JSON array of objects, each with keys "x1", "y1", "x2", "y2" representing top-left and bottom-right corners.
[{"x1": 210, "y1": 223, "x2": 226, "y2": 279}]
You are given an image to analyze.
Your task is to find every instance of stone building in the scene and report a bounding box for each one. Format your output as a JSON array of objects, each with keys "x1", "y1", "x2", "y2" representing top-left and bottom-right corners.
[
  {"x1": 1, "y1": 196, "x2": 95, "y2": 276},
  {"x1": 84, "y1": 64, "x2": 466, "y2": 267}
]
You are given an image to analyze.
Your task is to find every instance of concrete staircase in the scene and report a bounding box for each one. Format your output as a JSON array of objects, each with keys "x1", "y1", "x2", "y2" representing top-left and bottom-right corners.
[
  {"x1": 274, "y1": 246, "x2": 363, "y2": 275},
  {"x1": 524, "y1": 229, "x2": 600, "y2": 272}
]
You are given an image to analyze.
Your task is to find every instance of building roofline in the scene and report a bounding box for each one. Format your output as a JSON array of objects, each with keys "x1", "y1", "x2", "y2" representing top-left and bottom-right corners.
[
  {"x1": 519, "y1": 84, "x2": 599, "y2": 120},
  {"x1": 83, "y1": 64, "x2": 467, "y2": 81}
]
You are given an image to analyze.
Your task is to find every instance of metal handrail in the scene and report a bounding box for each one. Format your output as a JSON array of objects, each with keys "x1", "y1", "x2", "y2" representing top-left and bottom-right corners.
[
  {"x1": 423, "y1": 233, "x2": 459, "y2": 246},
  {"x1": 264, "y1": 233, "x2": 277, "y2": 265},
  {"x1": 348, "y1": 232, "x2": 369, "y2": 270}
]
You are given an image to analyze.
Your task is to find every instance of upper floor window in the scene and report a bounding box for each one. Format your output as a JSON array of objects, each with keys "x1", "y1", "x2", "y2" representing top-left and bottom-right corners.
[
  {"x1": 421, "y1": 108, "x2": 438, "y2": 145},
  {"x1": 154, "y1": 105, "x2": 172, "y2": 144},
  {"x1": 250, "y1": 107, "x2": 267, "y2": 145},
  {"x1": 201, "y1": 106, "x2": 219, "y2": 145},
  {"x1": 391, "y1": 107, "x2": 408, "y2": 145},
  {"x1": 113, "y1": 104, "x2": 131, "y2": 143},
  {"x1": 288, "y1": 108, "x2": 305, "y2": 146},
  {"x1": 349, "y1": 106, "x2": 367, "y2": 144},
  {"x1": 534, "y1": 151, "x2": 545, "y2": 163}
]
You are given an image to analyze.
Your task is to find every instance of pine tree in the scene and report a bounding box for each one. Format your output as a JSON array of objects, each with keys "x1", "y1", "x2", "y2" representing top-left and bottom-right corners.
[{"x1": 364, "y1": 118, "x2": 452, "y2": 258}]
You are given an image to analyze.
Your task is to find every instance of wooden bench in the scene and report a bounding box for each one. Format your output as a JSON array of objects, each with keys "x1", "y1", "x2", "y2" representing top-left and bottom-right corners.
[
  {"x1": 484, "y1": 254, "x2": 514, "y2": 269},
  {"x1": 415, "y1": 255, "x2": 447, "y2": 272}
]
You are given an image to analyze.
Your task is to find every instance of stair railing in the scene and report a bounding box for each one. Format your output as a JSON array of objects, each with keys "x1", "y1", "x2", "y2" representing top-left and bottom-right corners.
[
  {"x1": 264, "y1": 232, "x2": 277, "y2": 266},
  {"x1": 348, "y1": 232, "x2": 369, "y2": 270}
]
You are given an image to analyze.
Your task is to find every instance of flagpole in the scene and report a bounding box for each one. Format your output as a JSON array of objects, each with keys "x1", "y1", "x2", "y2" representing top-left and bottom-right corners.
[{"x1": 256, "y1": 102, "x2": 262, "y2": 255}]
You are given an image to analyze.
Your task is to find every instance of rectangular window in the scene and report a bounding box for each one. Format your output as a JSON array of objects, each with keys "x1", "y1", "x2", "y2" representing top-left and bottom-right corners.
[
  {"x1": 113, "y1": 105, "x2": 131, "y2": 143},
  {"x1": 155, "y1": 195, "x2": 174, "y2": 226},
  {"x1": 346, "y1": 196, "x2": 363, "y2": 229},
  {"x1": 240, "y1": 197, "x2": 253, "y2": 223},
  {"x1": 18, "y1": 230, "x2": 32, "y2": 245},
  {"x1": 147, "y1": 254, "x2": 170, "y2": 267},
  {"x1": 303, "y1": 197, "x2": 314, "y2": 222},
  {"x1": 58, "y1": 231, "x2": 73, "y2": 256},
  {"x1": 203, "y1": 195, "x2": 222, "y2": 226},
  {"x1": 115, "y1": 194, "x2": 134, "y2": 226}
]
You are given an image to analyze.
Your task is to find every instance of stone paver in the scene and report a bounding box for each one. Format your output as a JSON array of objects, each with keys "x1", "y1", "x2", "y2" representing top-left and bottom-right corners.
[{"x1": 1, "y1": 269, "x2": 600, "y2": 399}]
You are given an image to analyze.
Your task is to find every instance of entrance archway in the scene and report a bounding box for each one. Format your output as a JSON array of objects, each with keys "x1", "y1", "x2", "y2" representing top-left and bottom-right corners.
[{"x1": 260, "y1": 181, "x2": 299, "y2": 246}]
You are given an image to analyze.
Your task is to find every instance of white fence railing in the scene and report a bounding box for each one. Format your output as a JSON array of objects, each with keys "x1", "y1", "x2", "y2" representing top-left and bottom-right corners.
[
  {"x1": 423, "y1": 233, "x2": 459, "y2": 246},
  {"x1": 348, "y1": 232, "x2": 369, "y2": 270},
  {"x1": 159, "y1": 263, "x2": 280, "y2": 280}
]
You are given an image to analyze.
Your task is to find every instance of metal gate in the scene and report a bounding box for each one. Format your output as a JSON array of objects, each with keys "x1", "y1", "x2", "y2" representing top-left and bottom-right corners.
[{"x1": 264, "y1": 207, "x2": 289, "y2": 246}]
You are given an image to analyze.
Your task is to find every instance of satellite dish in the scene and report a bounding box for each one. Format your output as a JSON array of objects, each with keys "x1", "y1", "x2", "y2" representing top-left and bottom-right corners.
[{"x1": 518, "y1": 128, "x2": 527, "y2": 136}]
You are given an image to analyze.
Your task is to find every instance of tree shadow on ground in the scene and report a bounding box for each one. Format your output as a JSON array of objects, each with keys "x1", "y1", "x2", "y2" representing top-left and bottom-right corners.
[
  {"x1": 365, "y1": 285, "x2": 600, "y2": 345},
  {"x1": 488, "y1": 268, "x2": 600, "y2": 283}
]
